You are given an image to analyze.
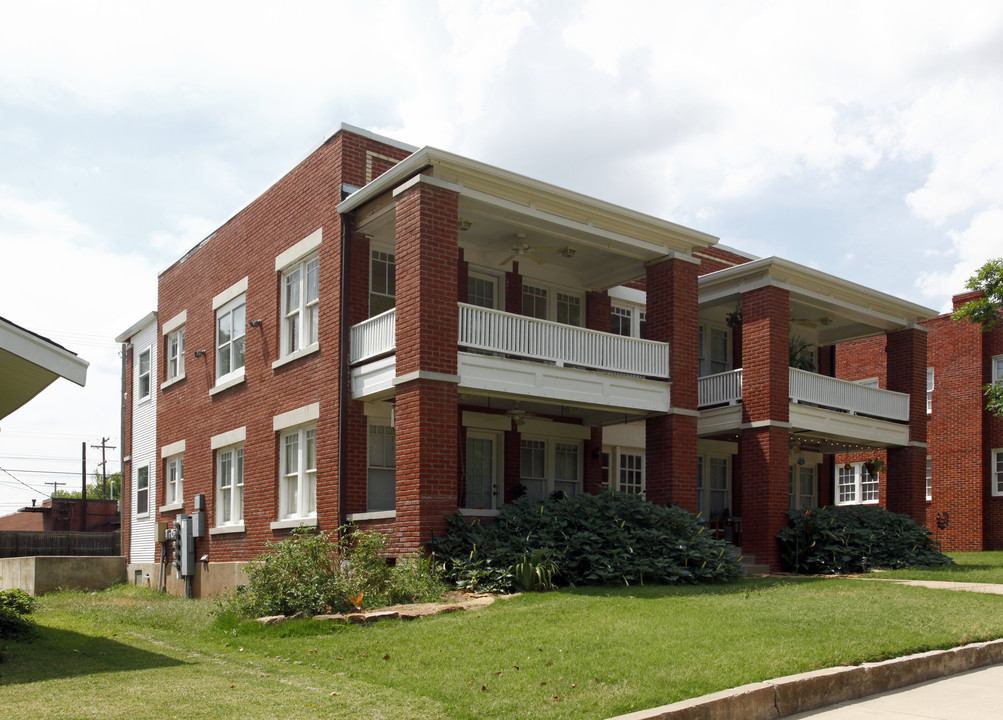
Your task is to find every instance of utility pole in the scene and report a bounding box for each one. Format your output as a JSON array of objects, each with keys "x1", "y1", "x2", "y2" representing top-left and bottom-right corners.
[
  {"x1": 91, "y1": 437, "x2": 117, "y2": 499},
  {"x1": 82, "y1": 441, "x2": 87, "y2": 532},
  {"x1": 47, "y1": 480, "x2": 66, "y2": 496}
]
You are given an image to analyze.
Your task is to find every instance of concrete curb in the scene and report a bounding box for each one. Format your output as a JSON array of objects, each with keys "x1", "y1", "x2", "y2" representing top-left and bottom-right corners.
[{"x1": 605, "y1": 638, "x2": 1003, "y2": 720}]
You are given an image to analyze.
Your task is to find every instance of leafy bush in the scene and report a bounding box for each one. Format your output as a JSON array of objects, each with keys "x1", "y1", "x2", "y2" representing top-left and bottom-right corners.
[
  {"x1": 433, "y1": 490, "x2": 744, "y2": 591},
  {"x1": 777, "y1": 505, "x2": 953, "y2": 574},
  {"x1": 224, "y1": 527, "x2": 443, "y2": 618},
  {"x1": 0, "y1": 588, "x2": 38, "y2": 641}
]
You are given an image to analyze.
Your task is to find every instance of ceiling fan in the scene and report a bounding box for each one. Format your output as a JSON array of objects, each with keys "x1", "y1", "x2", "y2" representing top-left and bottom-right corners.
[
  {"x1": 498, "y1": 232, "x2": 555, "y2": 266},
  {"x1": 506, "y1": 406, "x2": 536, "y2": 428}
]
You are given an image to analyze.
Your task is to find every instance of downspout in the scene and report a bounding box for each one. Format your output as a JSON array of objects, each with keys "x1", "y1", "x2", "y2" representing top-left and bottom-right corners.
[{"x1": 338, "y1": 207, "x2": 352, "y2": 532}]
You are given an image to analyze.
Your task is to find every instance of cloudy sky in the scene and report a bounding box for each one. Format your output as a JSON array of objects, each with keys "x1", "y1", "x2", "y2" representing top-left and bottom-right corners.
[{"x1": 2, "y1": 0, "x2": 1002, "y2": 513}]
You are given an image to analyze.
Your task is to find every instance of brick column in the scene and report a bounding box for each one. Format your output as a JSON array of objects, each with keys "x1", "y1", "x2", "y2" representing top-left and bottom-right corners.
[
  {"x1": 885, "y1": 327, "x2": 931, "y2": 526},
  {"x1": 392, "y1": 177, "x2": 460, "y2": 551},
  {"x1": 586, "y1": 290, "x2": 611, "y2": 333},
  {"x1": 738, "y1": 285, "x2": 790, "y2": 570},
  {"x1": 645, "y1": 256, "x2": 699, "y2": 509}
]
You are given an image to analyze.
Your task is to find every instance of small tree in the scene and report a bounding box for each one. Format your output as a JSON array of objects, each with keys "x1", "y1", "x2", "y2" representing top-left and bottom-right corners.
[
  {"x1": 53, "y1": 472, "x2": 122, "y2": 500},
  {"x1": 952, "y1": 257, "x2": 1003, "y2": 416}
]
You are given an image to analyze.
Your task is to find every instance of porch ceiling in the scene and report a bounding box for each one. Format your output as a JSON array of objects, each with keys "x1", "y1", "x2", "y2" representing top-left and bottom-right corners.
[
  {"x1": 698, "y1": 257, "x2": 938, "y2": 344},
  {"x1": 339, "y1": 147, "x2": 719, "y2": 292}
]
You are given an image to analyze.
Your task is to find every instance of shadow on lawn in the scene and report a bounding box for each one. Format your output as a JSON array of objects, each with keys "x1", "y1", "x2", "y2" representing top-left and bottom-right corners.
[
  {"x1": 562, "y1": 575, "x2": 831, "y2": 600},
  {"x1": 0, "y1": 625, "x2": 185, "y2": 685}
]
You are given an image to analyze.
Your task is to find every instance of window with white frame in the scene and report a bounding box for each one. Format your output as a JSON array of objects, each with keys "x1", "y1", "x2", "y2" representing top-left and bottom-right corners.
[
  {"x1": 281, "y1": 254, "x2": 319, "y2": 356},
  {"x1": 521, "y1": 283, "x2": 583, "y2": 326},
  {"x1": 138, "y1": 348, "x2": 151, "y2": 400},
  {"x1": 467, "y1": 272, "x2": 500, "y2": 309},
  {"x1": 601, "y1": 446, "x2": 645, "y2": 496},
  {"x1": 788, "y1": 463, "x2": 816, "y2": 511},
  {"x1": 698, "y1": 324, "x2": 730, "y2": 376},
  {"x1": 166, "y1": 328, "x2": 185, "y2": 382},
  {"x1": 696, "y1": 454, "x2": 730, "y2": 519},
  {"x1": 165, "y1": 454, "x2": 183, "y2": 506},
  {"x1": 926, "y1": 368, "x2": 934, "y2": 413},
  {"x1": 835, "y1": 463, "x2": 879, "y2": 505},
  {"x1": 611, "y1": 304, "x2": 646, "y2": 338},
  {"x1": 520, "y1": 437, "x2": 582, "y2": 500},
  {"x1": 370, "y1": 249, "x2": 395, "y2": 316},
  {"x1": 464, "y1": 430, "x2": 502, "y2": 509},
  {"x1": 136, "y1": 466, "x2": 149, "y2": 515},
  {"x1": 925, "y1": 456, "x2": 933, "y2": 501},
  {"x1": 992, "y1": 449, "x2": 1003, "y2": 497},
  {"x1": 993, "y1": 355, "x2": 1003, "y2": 385},
  {"x1": 216, "y1": 295, "x2": 246, "y2": 384},
  {"x1": 368, "y1": 422, "x2": 395, "y2": 511},
  {"x1": 216, "y1": 445, "x2": 244, "y2": 526},
  {"x1": 279, "y1": 425, "x2": 316, "y2": 520}
]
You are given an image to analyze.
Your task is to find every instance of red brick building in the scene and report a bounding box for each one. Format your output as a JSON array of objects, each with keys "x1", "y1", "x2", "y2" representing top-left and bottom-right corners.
[{"x1": 118, "y1": 125, "x2": 941, "y2": 594}]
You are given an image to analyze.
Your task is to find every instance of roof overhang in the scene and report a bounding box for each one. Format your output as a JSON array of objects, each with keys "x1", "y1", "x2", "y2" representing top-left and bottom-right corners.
[
  {"x1": 115, "y1": 311, "x2": 158, "y2": 344},
  {"x1": 337, "y1": 147, "x2": 719, "y2": 290},
  {"x1": 699, "y1": 257, "x2": 938, "y2": 344},
  {"x1": 0, "y1": 317, "x2": 89, "y2": 420}
]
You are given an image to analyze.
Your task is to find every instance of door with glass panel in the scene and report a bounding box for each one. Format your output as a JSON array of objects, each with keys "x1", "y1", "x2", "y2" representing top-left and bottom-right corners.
[{"x1": 466, "y1": 431, "x2": 500, "y2": 509}]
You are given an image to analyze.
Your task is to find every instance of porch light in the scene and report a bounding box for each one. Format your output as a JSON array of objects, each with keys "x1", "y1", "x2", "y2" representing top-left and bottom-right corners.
[
  {"x1": 559, "y1": 246, "x2": 577, "y2": 259},
  {"x1": 818, "y1": 316, "x2": 833, "y2": 326},
  {"x1": 457, "y1": 218, "x2": 473, "y2": 231}
]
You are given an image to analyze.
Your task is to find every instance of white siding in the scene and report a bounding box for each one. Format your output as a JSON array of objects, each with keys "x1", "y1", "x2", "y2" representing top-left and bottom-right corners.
[{"x1": 130, "y1": 320, "x2": 157, "y2": 563}]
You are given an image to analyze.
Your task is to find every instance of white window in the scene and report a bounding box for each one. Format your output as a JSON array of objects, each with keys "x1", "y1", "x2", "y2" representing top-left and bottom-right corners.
[
  {"x1": 464, "y1": 430, "x2": 502, "y2": 510},
  {"x1": 789, "y1": 463, "x2": 816, "y2": 511},
  {"x1": 698, "y1": 324, "x2": 730, "y2": 376},
  {"x1": 368, "y1": 423, "x2": 395, "y2": 511},
  {"x1": 370, "y1": 250, "x2": 395, "y2": 316},
  {"x1": 279, "y1": 425, "x2": 317, "y2": 520},
  {"x1": 281, "y1": 255, "x2": 319, "y2": 356},
  {"x1": 467, "y1": 272, "x2": 500, "y2": 309},
  {"x1": 926, "y1": 456, "x2": 933, "y2": 501},
  {"x1": 138, "y1": 348, "x2": 151, "y2": 400},
  {"x1": 926, "y1": 368, "x2": 934, "y2": 414},
  {"x1": 216, "y1": 445, "x2": 244, "y2": 526},
  {"x1": 835, "y1": 463, "x2": 879, "y2": 506},
  {"x1": 216, "y1": 295, "x2": 246, "y2": 384},
  {"x1": 520, "y1": 437, "x2": 582, "y2": 500},
  {"x1": 856, "y1": 378, "x2": 880, "y2": 389},
  {"x1": 992, "y1": 449, "x2": 1003, "y2": 497},
  {"x1": 165, "y1": 454, "x2": 183, "y2": 506},
  {"x1": 601, "y1": 446, "x2": 645, "y2": 496},
  {"x1": 696, "y1": 454, "x2": 731, "y2": 519},
  {"x1": 993, "y1": 356, "x2": 1003, "y2": 385},
  {"x1": 522, "y1": 283, "x2": 583, "y2": 326},
  {"x1": 611, "y1": 304, "x2": 646, "y2": 338},
  {"x1": 166, "y1": 328, "x2": 185, "y2": 382},
  {"x1": 136, "y1": 466, "x2": 149, "y2": 515}
]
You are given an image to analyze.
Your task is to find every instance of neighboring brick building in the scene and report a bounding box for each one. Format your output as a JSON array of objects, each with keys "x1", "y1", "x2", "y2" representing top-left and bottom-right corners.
[
  {"x1": 835, "y1": 293, "x2": 1003, "y2": 552},
  {"x1": 118, "y1": 124, "x2": 941, "y2": 594}
]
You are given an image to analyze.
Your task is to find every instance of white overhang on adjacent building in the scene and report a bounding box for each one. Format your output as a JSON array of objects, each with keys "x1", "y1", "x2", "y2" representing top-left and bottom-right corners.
[{"x1": 0, "y1": 316, "x2": 89, "y2": 420}]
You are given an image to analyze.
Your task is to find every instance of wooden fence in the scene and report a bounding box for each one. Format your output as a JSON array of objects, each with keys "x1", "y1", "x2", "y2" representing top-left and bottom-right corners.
[{"x1": 0, "y1": 531, "x2": 120, "y2": 558}]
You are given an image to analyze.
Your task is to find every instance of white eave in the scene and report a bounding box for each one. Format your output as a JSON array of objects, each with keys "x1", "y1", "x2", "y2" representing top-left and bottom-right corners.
[
  {"x1": 336, "y1": 146, "x2": 719, "y2": 257},
  {"x1": 0, "y1": 317, "x2": 89, "y2": 420},
  {"x1": 115, "y1": 311, "x2": 158, "y2": 344}
]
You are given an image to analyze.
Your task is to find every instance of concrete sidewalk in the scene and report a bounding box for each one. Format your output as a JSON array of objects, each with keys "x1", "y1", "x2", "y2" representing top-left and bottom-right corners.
[{"x1": 789, "y1": 663, "x2": 1003, "y2": 719}]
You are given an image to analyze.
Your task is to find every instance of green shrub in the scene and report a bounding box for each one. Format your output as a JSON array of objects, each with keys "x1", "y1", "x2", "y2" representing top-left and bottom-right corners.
[
  {"x1": 0, "y1": 588, "x2": 37, "y2": 641},
  {"x1": 433, "y1": 490, "x2": 744, "y2": 591},
  {"x1": 223, "y1": 527, "x2": 444, "y2": 618},
  {"x1": 777, "y1": 505, "x2": 953, "y2": 574}
]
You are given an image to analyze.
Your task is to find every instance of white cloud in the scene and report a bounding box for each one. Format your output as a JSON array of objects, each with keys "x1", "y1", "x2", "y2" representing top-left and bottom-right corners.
[{"x1": 916, "y1": 206, "x2": 1003, "y2": 310}]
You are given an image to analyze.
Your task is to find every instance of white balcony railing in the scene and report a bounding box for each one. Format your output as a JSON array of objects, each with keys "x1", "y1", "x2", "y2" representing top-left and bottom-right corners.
[
  {"x1": 349, "y1": 308, "x2": 396, "y2": 364},
  {"x1": 457, "y1": 303, "x2": 670, "y2": 378},
  {"x1": 698, "y1": 369, "x2": 743, "y2": 407},
  {"x1": 789, "y1": 368, "x2": 909, "y2": 422},
  {"x1": 348, "y1": 304, "x2": 670, "y2": 378}
]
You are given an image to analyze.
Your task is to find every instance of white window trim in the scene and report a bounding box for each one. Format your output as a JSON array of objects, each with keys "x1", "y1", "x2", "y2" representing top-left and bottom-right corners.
[
  {"x1": 277, "y1": 424, "x2": 317, "y2": 522},
  {"x1": 279, "y1": 252, "x2": 320, "y2": 359},
  {"x1": 463, "y1": 429, "x2": 504, "y2": 510},
  {"x1": 926, "y1": 368, "x2": 934, "y2": 414},
  {"x1": 602, "y1": 445, "x2": 646, "y2": 497},
  {"x1": 367, "y1": 420, "x2": 396, "y2": 512},
  {"x1": 345, "y1": 510, "x2": 396, "y2": 522},
  {"x1": 163, "y1": 453, "x2": 184, "y2": 509},
  {"x1": 270, "y1": 517, "x2": 319, "y2": 531},
  {"x1": 135, "y1": 465, "x2": 150, "y2": 518},
  {"x1": 991, "y1": 448, "x2": 1003, "y2": 498},
  {"x1": 696, "y1": 453, "x2": 732, "y2": 519},
  {"x1": 369, "y1": 247, "x2": 395, "y2": 316},
  {"x1": 835, "y1": 462, "x2": 880, "y2": 506},
  {"x1": 611, "y1": 302, "x2": 647, "y2": 339},
  {"x1": 215, "y1": 294, "x2": 246, "y2": 387},
  {"x1": 519, "y1": 435, "x2": 584, "y2": 499},
  {"x1": 925, "y1": 456, "x2": 933, "y2": 502},
  {"x1": 163, "y1": 326, "x2": 185, "y2": 388},
  {"x1": 697, "y1": 322, "x2": 731, "y2": 377},
  {"x1": 215, "y1": 443, "x2": 245, "y2": 528},
  {"x1": 789, "y1": 462, "x2": 817, "y2": 511},
  {"x1": 521, "y1": 281, "x2": 585, "y2": 327},
  {"x1": 274, "y1": 228, "x2": 322, "y2": 271},
  {"x1": 137, "y1": 347, "x2": 152, "y2": 402},
  {"x1": 212, "y1": 277, "x2": 248, "y2": 311},
  {"x1": 467, "y1": 269, "x2": 503, "y2": 309},
  {"x1": 272, "y1": 342, "x2": 320, "y2": 370},
  {"x1": 993, "y1": 355, "x2": 1003, "y2": 385}
]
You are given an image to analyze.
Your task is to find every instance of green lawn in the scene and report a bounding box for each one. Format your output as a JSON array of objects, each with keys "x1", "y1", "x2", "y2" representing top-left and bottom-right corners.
[
  {"x1": 873, "y1": 552, "x2": 1003, "y2": 584},
  {"x1": 3, "y1": 578, "x2": 1003, "y2": 720}
]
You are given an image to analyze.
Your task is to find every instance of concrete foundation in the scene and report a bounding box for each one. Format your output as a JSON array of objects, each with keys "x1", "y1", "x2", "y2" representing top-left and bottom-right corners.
[
  {"x1": 0, "y1": 556, "x2": 126, "y2": 595},
  {"x1": 128, "y1": 560, "x2": 249, "y2": 598}
]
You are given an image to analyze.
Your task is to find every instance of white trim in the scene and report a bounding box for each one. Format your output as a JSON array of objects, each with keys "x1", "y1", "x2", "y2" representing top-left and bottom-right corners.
[
  {"x1": 159, "y1": 502, "x2": 184, "y2": 513},
  {"x1": 273, "y1": 402, "x2": 320, "y2": 431},
  {"x1": 115, "y1": 311, "x2": 157, "y2": 344},
  {"x1": 364, "y1": 401, "x2": 394, "y2": 420},
  {"x1": 270, "y1": 517, "x2": 319, "y2": 531},
  {"x1": 521, "y1": 417, "x2": 591, "y2": 440},
  {"x1": 391, "y1": 172, "x2": 462, "y2": 198},
  {"x1": 608, "y1": 286, "x2": 646, "y2": 305},
  {"x1": 212, "y1": 277, "x2": 249, "y2": 310},
  {"x1": 209, "y1": 524, "x2": 245, "y2": 536},
  {"x1": 991, "y1": 448, "x2": 1003, "y2": 497},
  {"x1": 394, "y1": 370, "x2": 461, "y2": 386},
  {"x1": 209, "y1": 371, "x2": 245, "y2": 395},
  {"x1": 993, "y1": 355, "x2": 1003, "y2": 385},
  {"x1": 346, "y1": 511, "x2": 396, "y2": 522},
  {"x1": 272, "y1": 342, "x2": 320, "y2": 370},
  {"x1": 457, "y1": 508, "x2": 501, "y2": 518},
  {"x1": 162, "y1": 310, "x2": 187, "y2": 335},
  {"x1": 275, "y1": 228, "x2": 322, "y2": 271},
  {"x1": 161, "y1": 439, "x2": 186, "y2": 458},
  {"x1": 211, "y1": 426, "x2": 246, "y2": 450},
  {"x1": 462, "y1": 411, "x2": 511, "y2": 432},
  {"x1": 161, "y1": 375, "x2": 185, "y2": 390},
  {"x1": 742, "y1": 420, "x2": 793, "y2": 429}
]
